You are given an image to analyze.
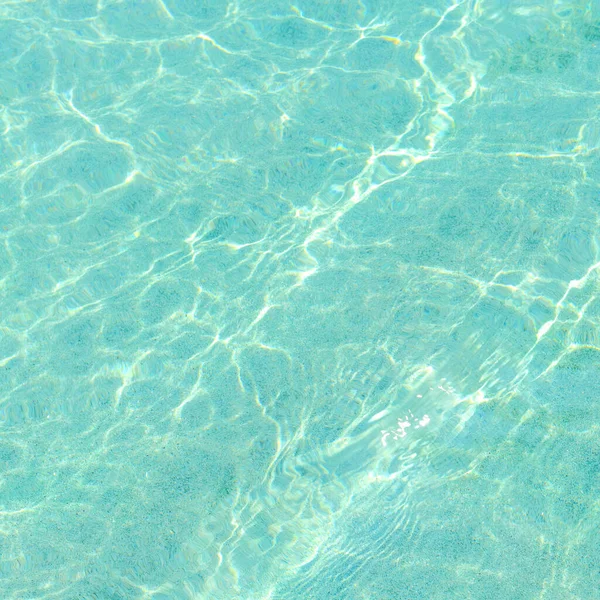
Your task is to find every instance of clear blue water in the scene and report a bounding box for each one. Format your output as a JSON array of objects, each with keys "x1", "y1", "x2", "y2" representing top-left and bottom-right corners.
[{"x1": 1, "y1": 0, "x2": 600, "y2": 598}]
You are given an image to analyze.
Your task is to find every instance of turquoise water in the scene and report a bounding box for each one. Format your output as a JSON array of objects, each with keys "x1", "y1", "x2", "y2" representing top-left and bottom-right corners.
[{"x1": 1, "y1": 0, "x2": 600, "y2": 598}]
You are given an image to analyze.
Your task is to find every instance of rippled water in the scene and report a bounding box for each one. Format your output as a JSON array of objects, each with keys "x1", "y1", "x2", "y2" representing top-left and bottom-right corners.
[{"x1": 1, "y1": 1, "x2": 600, "y2": 598}]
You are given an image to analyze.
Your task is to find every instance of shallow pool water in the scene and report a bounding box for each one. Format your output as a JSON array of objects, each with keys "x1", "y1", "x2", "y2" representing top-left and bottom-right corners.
[{"x1": 1, "y1": 1, "x2": 600, "y2": 598}]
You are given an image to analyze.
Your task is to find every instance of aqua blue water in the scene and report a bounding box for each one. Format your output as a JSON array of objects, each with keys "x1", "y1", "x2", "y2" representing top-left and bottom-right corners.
[{"x1": 1, "y1": 0, "x2": 600, "y2": 598}]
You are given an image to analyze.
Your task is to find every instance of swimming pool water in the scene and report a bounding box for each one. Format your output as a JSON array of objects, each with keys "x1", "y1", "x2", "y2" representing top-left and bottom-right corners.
[{"x1": 1, "y1": 0, "x2": 600, "y2": 598}]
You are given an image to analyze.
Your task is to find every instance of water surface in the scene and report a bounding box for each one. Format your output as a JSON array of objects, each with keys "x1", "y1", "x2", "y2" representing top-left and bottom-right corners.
[{"x1": 1, "y1": 1, "x2": 600, "y2": 598}]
